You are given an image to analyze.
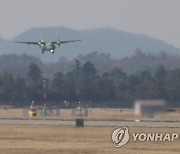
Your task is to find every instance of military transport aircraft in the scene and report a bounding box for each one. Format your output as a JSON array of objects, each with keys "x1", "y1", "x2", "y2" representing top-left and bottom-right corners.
[{"x1": 15, "y1": 33, "x2": 81, "y2": 54}]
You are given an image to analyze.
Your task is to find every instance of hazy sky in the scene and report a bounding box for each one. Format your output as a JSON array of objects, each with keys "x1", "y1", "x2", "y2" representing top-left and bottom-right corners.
[{"x1": 0, "y1": 0, "x2": 180, "y2": 48}]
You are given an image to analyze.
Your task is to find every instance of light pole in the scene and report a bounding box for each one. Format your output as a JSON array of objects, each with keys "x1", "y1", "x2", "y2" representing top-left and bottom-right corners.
[
  {"x1": 42, "y1": 79, "x2": 46, "y2": 101},
  {"x1": 42, "y1": 79, "x2": 47, "y2": 116}
]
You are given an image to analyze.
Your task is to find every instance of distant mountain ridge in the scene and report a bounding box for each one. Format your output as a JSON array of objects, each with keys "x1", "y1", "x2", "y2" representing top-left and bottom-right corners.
[{"x1": 0, "y1": 27, "x2": 179, "y2": 62}]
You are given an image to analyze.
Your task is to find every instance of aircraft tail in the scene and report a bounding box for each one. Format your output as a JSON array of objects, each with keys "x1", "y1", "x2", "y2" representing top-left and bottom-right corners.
[{"x1": 40, "y1": 30, "x2": 44, "y2": 42}]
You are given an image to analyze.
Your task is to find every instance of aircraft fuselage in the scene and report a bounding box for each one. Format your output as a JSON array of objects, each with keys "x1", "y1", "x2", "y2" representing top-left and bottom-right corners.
[{"x1": 40, "y1": 42, "x2": 57, "y2": 53}]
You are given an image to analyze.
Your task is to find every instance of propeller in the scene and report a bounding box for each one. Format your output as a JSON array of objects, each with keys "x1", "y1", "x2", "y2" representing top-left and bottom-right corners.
[
  {"x1": 57, "y1": 38, "x2": 61, "y2": 47},
  {"x1": 38, "y1": 40, "x2": 45, "y2": 45},
  {"x1": 38, "y1": 30, "x2": 45, "y2": 46}
]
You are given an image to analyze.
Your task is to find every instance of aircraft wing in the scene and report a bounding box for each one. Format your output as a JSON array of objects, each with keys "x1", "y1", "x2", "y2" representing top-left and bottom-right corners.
[
  {"x1": 14, "y1": 41, "x2": 39, "y2": 45},
  {"x1": 60, "y1": 40, "x2": 81, "y2": 43},
  {"x1": 52, "y1": 40, "x2": 81, "y2": 44}
]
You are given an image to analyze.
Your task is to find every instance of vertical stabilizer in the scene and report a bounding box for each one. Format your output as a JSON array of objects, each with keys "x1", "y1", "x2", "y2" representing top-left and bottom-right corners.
[{"x1": 40, "y1": 30, "x2": 44, "y2": 42}]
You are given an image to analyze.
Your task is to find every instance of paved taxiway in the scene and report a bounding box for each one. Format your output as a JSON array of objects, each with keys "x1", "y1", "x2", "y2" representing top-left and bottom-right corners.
[{"x1": 0, "y1": 119, "x2": 179, "y2": 128}]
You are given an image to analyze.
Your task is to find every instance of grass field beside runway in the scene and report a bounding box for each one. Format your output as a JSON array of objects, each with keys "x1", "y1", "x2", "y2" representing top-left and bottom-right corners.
[{"x1": 0, "y1": 125, "x2": 179, "y2": 154}]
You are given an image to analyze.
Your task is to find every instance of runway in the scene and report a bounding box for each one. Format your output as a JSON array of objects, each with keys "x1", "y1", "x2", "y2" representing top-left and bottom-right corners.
[{"x1": 0, "y1": 119, "x2": 179, "y2": 128}]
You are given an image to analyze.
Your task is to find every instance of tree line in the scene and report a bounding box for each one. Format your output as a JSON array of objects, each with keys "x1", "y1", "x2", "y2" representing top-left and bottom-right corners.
[
  {"x1": 1, "y1": 51, "x2": 180, "y2": 79},
  {"x1": 0, "y1": 61, "x2": 179, "y2": 108}
]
